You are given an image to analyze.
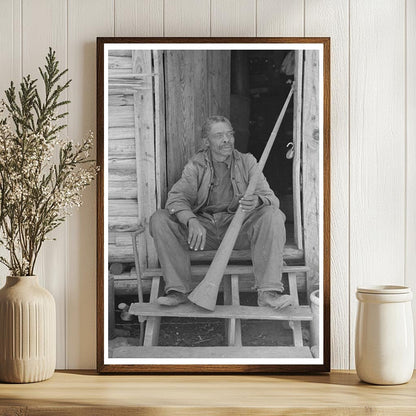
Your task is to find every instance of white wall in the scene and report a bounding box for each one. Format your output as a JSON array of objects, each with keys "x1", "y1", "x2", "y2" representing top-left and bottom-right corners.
[{"x1": 0, "y1": 0, "x2": 414, "y2": 370}]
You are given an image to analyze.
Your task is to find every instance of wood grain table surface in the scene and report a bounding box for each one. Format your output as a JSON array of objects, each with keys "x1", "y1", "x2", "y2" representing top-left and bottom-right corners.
[{"x1": 0, "y1": 370, "x2": 415, "y2": 415}]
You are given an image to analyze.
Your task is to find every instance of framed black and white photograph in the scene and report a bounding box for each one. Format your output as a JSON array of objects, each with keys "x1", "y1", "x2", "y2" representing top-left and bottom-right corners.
[{"x1": 96, "y1": 37, "x2": 330, "y2": 373}]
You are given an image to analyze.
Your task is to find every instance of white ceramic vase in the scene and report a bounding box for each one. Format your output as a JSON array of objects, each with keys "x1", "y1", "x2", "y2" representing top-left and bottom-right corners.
[
  {"x1": 0, "y1": 276, "x2": 56, "y2": 383},
  {"x1": 355, "y1": 285, "x2": 414, "y2": 385}
]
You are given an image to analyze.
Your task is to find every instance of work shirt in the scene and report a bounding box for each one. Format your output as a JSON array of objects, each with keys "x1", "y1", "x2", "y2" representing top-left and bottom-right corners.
[
  {"x1": 202, "y1": 158, "x2": 236, "y2": 214},
  {"x1": 165, "y1": 148, "x2": 279, "y2": 227}
]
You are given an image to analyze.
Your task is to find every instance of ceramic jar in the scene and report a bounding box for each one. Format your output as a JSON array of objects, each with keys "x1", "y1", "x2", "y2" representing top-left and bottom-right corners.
[
  {"x1": 355, "y1": 285, "x2": 414, "y2": 385},
  {"x1": 0, "y1": 276, "x2": 56, "y2": 383}
]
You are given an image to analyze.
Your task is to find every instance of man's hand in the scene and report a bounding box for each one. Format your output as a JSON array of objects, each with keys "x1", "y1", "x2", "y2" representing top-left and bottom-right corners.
[
  {"x1": 187, "y1": 218, "x2": 206, "y2": 251},
  {"x1": 239, "y1": 194, "x2": 260, "y2": 212}
]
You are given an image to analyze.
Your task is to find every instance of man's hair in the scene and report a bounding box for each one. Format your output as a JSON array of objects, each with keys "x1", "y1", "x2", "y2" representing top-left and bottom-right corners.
[{"x1": 201, "y1": 116, "x2": 232, "y2": 139}]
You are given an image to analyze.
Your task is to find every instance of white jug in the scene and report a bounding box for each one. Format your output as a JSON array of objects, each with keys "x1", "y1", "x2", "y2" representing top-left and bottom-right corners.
[{"x1": 355, "y1": 285, "x2": 414, "y2": 385}]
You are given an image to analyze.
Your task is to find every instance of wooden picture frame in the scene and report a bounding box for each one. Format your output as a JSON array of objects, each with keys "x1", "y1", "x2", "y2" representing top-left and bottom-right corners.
[{"x1": 97, "y1": 37, "x2": 330, "y2": 373}]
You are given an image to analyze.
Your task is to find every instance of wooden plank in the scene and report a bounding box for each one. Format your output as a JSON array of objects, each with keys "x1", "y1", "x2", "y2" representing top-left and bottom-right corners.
[
  {"x1": 115, "y1": 0, "x2": 163, "y2": 36},
  {"x1": 164, "y1": 0, "x2": 210, "y2": 36},
  {"x1": 67, "y1": 0, "x2": 114, "y2": 370},
  {"x1": 350, "y1": 0, "x2": 406, "y2": 369},
  {"x1": 231, "y1": 274, "x2": 242, "y2": 347},
  {"x1": 114, "y1": 346, "x2": 313, "y2": 359},
  {"x1": 109, "y1": 50, "x2": 132, "y2": 57},
  {"x1": 108, "y1": 181, "x2": 137, "y2": 199},
  {"x1": 143, "y1": 264, "x2": 310, "y2": 277},
  {"x1": 0, "y1": 0, "x2": 21, "y2": 287},
  {"x1": 108, "y1": 126, "x2": 135, "y2": 140},
  {"x1": 153, "y1": 50, "x2": 167, "y2": 209},
  {"x1": 193, "y1": 51, "x2": 209, "y2": 153},
  {"x1": 4, "y1": 371, "x2": 416, "y2": 412},
  {"x1": 305, "y1": 0, "x2": 350, "y2": 370},
  {"x1": 129, "y1": 303, "x2": 313, "y2": 321},
  {"x1": 113, "y1": 271, "x2": 308, "y2": 296},
  {"x1": 109, "y1": 93, "x2": 134, "y2": 107},
  {"x1": 208, "y1": 51, "x2": 231, "y2": 119},
  {"x1": 108, "y1": 138, "x2": 136, "y2": 158},
  {"x1": 256, "y1": 0, "x2": 304, "y2": 36},
  {"x1": 108, "y1": 216, "x2": 139, "y2": 231},
  {"x1": 223, "y1": 275, "x2": 235, "y2": 345},
  {"x1": 143, "y1": 277, "x2": 162, "y2": 347},
  {"x1": 288, "y1": 272, "x2": 303, "y2": 347},
  {"x1": 108, "y1": 158, "x2": 137, "y2": 173},
  {"x1": 292, "y1": 51, "x2": 303, "y2": 250},
  {"x1": 211, "y1": 0, "x2": 256, "y2": 37},
  {"x1": 189, "y1": 245, "x2": 303, "y2": 262},
  {"x1": 302, "y1": 50, "x2": 320, "y2": 290},
  {"x1": 108, "y1": 275, "x2": 115, "y2": 339},
  {"x1": 165, "y1": 50, "x2": 198, "y2": 188},
  {"x1": 108, "y1": 55, "x2": 132, "y2": 71},
  {"x1": 107, "y1": 245, "x2": 305, "y2": 263},
  {"x1": 23, "y1": 0, "x2": 67, "y2": 370},
  {"x1": 108, "y1": 200, "x2": 137, "y2": 217},
  {"x1": 223, "y1": 275, "x2": 242, "y2": 347},
  {"x1": 115, "y1": 274, "x2": 306, "y2": 296},
  {"x1": 132, "y1": 50, "x2": 158, "y2": 270},
  {"x1": 108, "y1": 171, "x2": 136, "y2": 183},
  {"x1": 108, "y1": 105, "x2": 134, "y2": 128},
  {"x1": 407, "y1": 0, "x2": 416, "y2": 367}
]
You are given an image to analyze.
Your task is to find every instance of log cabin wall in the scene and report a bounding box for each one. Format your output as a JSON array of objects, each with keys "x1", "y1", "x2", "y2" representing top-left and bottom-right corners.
[
  {"x1": 0, "y1": 0, "x2": 413, "y2": 371},
  {"x1": 108, "y1": 49, "x2": 158, "y2": 275},
  {"x1": 108, "y1": 50, "x2": 231, "y2": 270}
]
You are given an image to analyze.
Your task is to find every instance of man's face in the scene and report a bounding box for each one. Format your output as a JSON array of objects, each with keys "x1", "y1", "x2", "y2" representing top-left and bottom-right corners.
[{"x1": 205, "y1": 121, "x2": 235, "y2": 161}]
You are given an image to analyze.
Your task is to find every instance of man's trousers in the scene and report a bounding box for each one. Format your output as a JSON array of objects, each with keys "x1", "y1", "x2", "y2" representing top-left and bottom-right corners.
[{"x1": 149, "y1": 205, "x2": 286, "y2": 294}]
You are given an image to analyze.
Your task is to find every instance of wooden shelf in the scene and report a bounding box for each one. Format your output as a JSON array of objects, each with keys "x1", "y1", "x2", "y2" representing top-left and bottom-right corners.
[{"x1": 0, "y1": 371, "x2": 415, "y2": 415}]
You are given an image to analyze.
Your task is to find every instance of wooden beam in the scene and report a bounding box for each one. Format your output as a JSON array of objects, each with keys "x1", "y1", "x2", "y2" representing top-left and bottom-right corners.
[
  {"x1": 107, "y1": 245, "x2": 305, "y2": 263},
  {"x1": 165, "y1": 50, "x2": 198, "y2": 188},
  {"x1": 208, "y1": 50, "x2": 231, "y2": 118},
  {"x1": 108, "y1": 105, "x2": 134, "y2": 128},
  {"x1": 302, "y1": 50, "x2": 320, "y2": 290},
  {"x1": 108, "y1": 181, "x2": 137, "y2": 199},
  {"x1": 132, "y1": 50, "x2": 158, "y2": 270},
  {"x1": 143, "y1": 277, "x2": 162, "y2": 347},
  {"x1": 129, "y1": 303, "x2": 312, "y2": 321},
  {"x1": 288, "y1": 272, "x2": 303, "y2": 347},
  {"x1": 153, "y1": 50, "x2": 167, "y2": 209},
  {"x1": 112, "y1": 346, "x2": 313, "y2": 359},
  {"x1": 293, "y1": 50, "x2": 304, "y2": 250},
  {"x1": 108, "y1": 126, "x2": 135, "y2": 140}
]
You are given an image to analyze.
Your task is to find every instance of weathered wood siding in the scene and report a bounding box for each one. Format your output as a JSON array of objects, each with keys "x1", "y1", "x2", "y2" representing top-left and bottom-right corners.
[
  {"x1": 108, "y1": 49, "x2": 161, "y2": 271},
  {"x1": 166, "y1": 50, "x2": 231, "y2": 188},
  {"x1": 302, "y1": 50, "x2": 320, "y2": 290},
  {"x1": 108, "y1": 50, "x2": 231, "y2": 267}
]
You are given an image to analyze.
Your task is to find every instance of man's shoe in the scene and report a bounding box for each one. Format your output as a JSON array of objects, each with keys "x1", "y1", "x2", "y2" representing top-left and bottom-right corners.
[
  {"x1": 157, "y1": 291, "x2": 188, "y2": 306},
  {"x1": 258, "y1": 291, "x2": 294, "y2": 310}
]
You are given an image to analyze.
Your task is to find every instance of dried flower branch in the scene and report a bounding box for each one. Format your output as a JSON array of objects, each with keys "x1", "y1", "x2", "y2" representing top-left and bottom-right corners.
[{"x1": 0, "y1": 48, "x2": 97, "y2": 276}]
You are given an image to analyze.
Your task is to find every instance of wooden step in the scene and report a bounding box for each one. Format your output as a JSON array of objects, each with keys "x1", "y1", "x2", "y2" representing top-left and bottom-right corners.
[
  {"x1": 112, "y1": 346, "x2": 313, "y2": 359},
  {"x1": 189, "y1": 246, "x2": 303, "y2": 262},
  {"x1": 128, "y1": 302, "x2": 312, "y2": 321},
  {"x1": 109, "y1": 245, "x2": 304, "y2": 263},
  {"x1": 142, "y1": 265, "x2": 310, "y2": 279}
]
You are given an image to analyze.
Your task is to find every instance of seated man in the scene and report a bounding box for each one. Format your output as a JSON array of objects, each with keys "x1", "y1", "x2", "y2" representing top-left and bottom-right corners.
[{"x1": 149, "y1": 116, "x2": 293, "y2": 310}]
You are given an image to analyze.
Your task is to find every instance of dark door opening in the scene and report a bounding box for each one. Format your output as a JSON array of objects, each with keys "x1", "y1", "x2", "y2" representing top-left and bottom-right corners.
[{"x1": 230, "y1": 50, "x2": 296, "y2": 246}]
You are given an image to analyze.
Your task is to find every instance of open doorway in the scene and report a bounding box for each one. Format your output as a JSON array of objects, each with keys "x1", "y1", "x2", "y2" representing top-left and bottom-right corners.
[{"x1": 230, "y1": 50, "x2": 298, "y2": 249}]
